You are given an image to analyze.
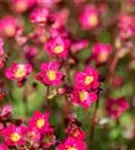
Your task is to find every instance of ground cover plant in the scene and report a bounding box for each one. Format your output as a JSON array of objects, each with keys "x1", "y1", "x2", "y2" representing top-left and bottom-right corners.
[{"x1": 0, "y1": 0, "x2": 135, "y2": 149}]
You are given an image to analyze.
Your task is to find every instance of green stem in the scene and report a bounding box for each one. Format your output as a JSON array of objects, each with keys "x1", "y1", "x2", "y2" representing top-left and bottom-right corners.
[{"x1": 89, "y1": 96, "x2": 99, "y2": 150}]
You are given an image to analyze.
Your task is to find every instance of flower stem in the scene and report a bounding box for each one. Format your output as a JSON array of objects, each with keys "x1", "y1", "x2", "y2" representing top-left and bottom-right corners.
[
  {"x1": 45, "y1": 86, "x2": 50, "y2": 110},
  {"x1": 89, "y1": 96, "x2": 99, "y2": 150},
  {"x1": 23, "y1": 85, "x2": 28, "y2": 116}
]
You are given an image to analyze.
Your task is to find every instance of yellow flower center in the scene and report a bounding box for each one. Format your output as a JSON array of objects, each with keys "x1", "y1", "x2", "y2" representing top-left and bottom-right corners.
[
  {"x1": 37, "y1": 119, "x2": 45, "y2": 129},
  {"x1": 67, "y1": 147, "x2": 77, "y2": 150},
  {"x1": 14, "y1": 66, "x2": 25, "y2": 78},
  {"x1": 54, "y1": 45, "x2": 64, "y2": 54},
  {"x1": 4, "y1": 25, "x2": 16, "y2": 37},
  {"x1": 88, "y1": 14, "x2": 98, "y2": 27},
  {"x1": 98, "y1": 51, "x2": 108, "y2": 63},
  {"x1": 79, "y1": 91, "x2": 88, "y2": 102},
  {"x1": 10, "y1": 133, "x2": 21, "y2": 142},
  {"x1": 84, "y1": 76, "x2": 94, "y2": 85},
  {"x1": 47, "y1": 70, "x2": 56, "y2": 81}
]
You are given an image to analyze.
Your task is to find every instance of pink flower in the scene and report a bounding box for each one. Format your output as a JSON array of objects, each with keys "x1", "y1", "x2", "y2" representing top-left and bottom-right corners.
[
  {"x1": 50, "y1": 27, "x2": 69, "y2": 38},
  {"x1": 75, "y1": 65, "x2": 99, "y2": 90},
  {"x1": 36, "y1": 61, "x2": 63, "y2": 86},
  {"x1": 30, "y1": 7, "x2": 49, "y2": 25},
  {"x1": 44, "y1": 36, "x2": 70, "y2": 58},
  {"x1": 0, "y1": 105, "x2": 12, "y2": 119},
  {"x1": 57, "y1": 137, "x2": 86, "y2": 150},
  {"x1": 42, "y1": 127, "x2": 56, "y2": 148},
  {"x1": 37, "y1": 0, "x2": 61, "y2": 8},
  {"x1": 24, "y1": 46, "x2": 38, "y2": 61},
  {"x1": 28, "y1": 110, "x2": 50, "y2": 132},
  {"x1": 0, "y1": 37, "x2": 4, "y2": 56},
  {"x1": 65, "y1": 125, "x2": 86, "y2": 141},
  {"x1": 0, "y1": 144, "x2": 8, "y2": 150},
  {"x1": 71, "y1": 89, "x2": 97, "y2": 108},
  {"x1": 91, "y1": 43, "x2": 112, "y2": 64},
  {"x1": 71, "y1": 39, "x2": 89, "y2": 53},
  {"x1": 26, "y1": 127, "x2": 41, "y2": 142},
  {"x1": 50, "y1": 9, "x2": 70, "y2": 29},
  {"x1": 0, "y1": 16, "x2": 19, "y2": 37},
  {"x1": 12, "y1": 0, "x2": 36, "y2": 13},
  {"x1": 5, "y1": 63, "x2": 32, "y2": 81},
  {"x1": 29, "y1": 27, "x2": 48, "y2": 44},
  {"x1": 2, "y1": 125, "x2": 26, "y2": 146},
  {"x1": 106, "y1": 98, "x2": 129, "y2": 119},
  {"x1": 79, "y1": 5, "x2": 99, "y2": 30},
  {"x1": 118, "y1": 14, "x2": 135, "y2": 39}
]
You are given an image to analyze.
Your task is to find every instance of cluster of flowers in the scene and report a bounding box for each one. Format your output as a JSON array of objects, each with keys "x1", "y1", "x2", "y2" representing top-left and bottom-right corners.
[
  {"x1": 0, "y1": 108, "x2": 55, "y2": 149},
  {"x1": 0, "y1": 105, "x2": 87, "y2": 149},
  {"x1": 0, "y1": 0, "x2": 132, "y2": 149}
]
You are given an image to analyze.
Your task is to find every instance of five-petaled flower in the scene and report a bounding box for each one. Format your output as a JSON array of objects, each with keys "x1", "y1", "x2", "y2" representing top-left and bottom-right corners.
[
  {"x1": 2, "y1": 125, "x2": 26, "y2": 146},
  {"x1": 71, "y1": 89, "x2": 97, "y2": 108},
  {"x1": 44, "y1": 36, "x2": 70, "y2": 58},
  {"x1": 36, "y1": 61, "x2": 63, "y2": 86},
  {"x1": 28, "y1": 110, "x2": 50, "y2": 132},
  {"x1": 5, "y1": 63, "x2": 32, "y2": 81},
  {"x1": 75, "y1": 65, "x2": 99, "y2": 90}
]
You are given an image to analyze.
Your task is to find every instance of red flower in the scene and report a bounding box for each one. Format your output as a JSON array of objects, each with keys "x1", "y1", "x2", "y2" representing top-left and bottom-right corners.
[
  {"x1": 44, "y1": 36, "x2": 70, "y2": 58},
  {"x1": 2, "y1": 125, "x2": 26, "y2": 146},
  {"x1": 75, "y1": 65, "x2": 99, "y2": 90},
  {"x1": 36, "y1": 61, "x2": 63, "y2": 86},
  {"x1": 91, "y1": 43, "x2": 112, "y2": 64},
  {"x1": 79, "y1": 5, "x2": 99, "y2": 30},
  {"x1": 65, "y1": 125, "x2": 86, "y2": 141},
  {"x1": 71, "y1": 89, "x2": 97, "y2": 108},
  {"x1": 28, "y1": 110, "x2": 50, "y2": 132},
  {"x1": 57, "y1": 137, "x2": 86, "y2": 150},
  {"x1": 106, "y1": 98, "x2": 129, "y2": 119}
]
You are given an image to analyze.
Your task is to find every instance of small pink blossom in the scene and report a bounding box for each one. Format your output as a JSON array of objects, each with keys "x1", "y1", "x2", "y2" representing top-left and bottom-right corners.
[
  {"x1": 118, "y1": 14, "x2": 135, "y2": 39},
  {"x1": 37, "y1": 0, "x2": 61, "y2": 8},
  {"x1": 36, "y1": 61, "x2": 63, "y2": 86},
  {"x1": 29, "y1": 27, "x2": 48, "y2": 44},
  {"x1": 50, "y1": 9, "x2": 70, "y2": 29},
  {"x1": 5, "y1": 63, "x2": 32, "y2": 81},
  {"x1": 0, "y1": 105, "x2": 12, "y2": 119},
  {"x1": 0, "y1": 16, "x2": 19, "y2": 37},
  {"x1": 106, "y1": 98, "x2": 129, "y2": 119},
  {"x1": 57, "y1": 137, "x2": 86, "y2": 150},
  {"x1": 75, "y1": 65, "x2": 99, "y2": 90},
  {"x1": 30, "y1": 7, "x2": 49, "y2": 25},
  {"x1": 28, "y1": 110, "x2": 50, "y2": 132},
  {"x1": 24, "y1": 46, "x2": 38, "y2": 61},
  {"x1": 65, "y1": 125, "x2": 86, "y2": 140},
  {"x1": 50, "y1": 27, "x2": 69, "y2": 38},
  {"x1": 71, "y1": 89, "x2": 97, "y2": 108},
  {"x1": 71, "y1": 39, "x2": 89, "y2": 53},
  {"x1": 12, "y1": 0, "x2": 36, "y2": 13},
  {"x1": 91, "y1": 43, "x2": 112, "y2": 64},
  {"x1": 42, "y1": 127, "x2": 56, "y2": 148},
  {"x1": 79, "y1": 5, "x2": 99, "y2": 30},
  {"x1": 26, "y1": 127, "x2": 41, "y2": 142},
  {"x1": 2, "y1": 125, "x2": 26, "y2": 146},
  {"x1": 44, "y1": 36, "x2": 70, "y2": 58}
]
